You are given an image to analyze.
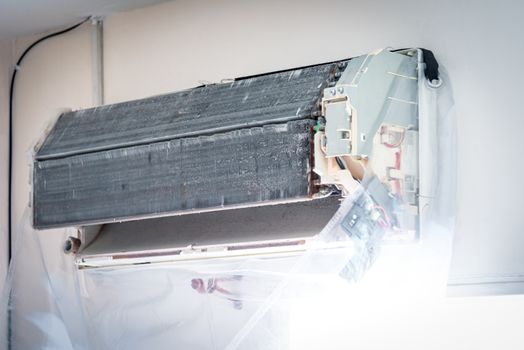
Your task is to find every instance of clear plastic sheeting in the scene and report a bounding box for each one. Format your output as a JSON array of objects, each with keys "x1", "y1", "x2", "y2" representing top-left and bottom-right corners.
[
  {"x1": 1, "y1": 200, "x2": 361, "y2": 349},
  {"x1": 1, "y1": 65, "x2": 455, "y2": 350}
]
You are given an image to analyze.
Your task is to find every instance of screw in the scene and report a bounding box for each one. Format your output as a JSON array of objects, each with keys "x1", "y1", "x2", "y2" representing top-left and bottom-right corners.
[
  {"x1": 330, "y1": 89, "x2": 336, "y2": 96},
  {"x1": 337, "y1": 87, "x2": 344, "y2": 94}
]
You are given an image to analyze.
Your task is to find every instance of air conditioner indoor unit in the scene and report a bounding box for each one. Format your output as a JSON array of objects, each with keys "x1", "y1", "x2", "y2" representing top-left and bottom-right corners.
[{"x1": 30, "y1": 48, "x2": 440, "y2": 269}]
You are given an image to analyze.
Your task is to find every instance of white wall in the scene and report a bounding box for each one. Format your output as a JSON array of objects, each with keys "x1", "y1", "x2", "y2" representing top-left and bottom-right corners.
[{"x1": 2, "y1": 0, "x2": 524, "y2": 348}]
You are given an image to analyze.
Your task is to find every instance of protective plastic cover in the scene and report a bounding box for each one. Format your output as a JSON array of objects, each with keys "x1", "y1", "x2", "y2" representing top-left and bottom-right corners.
[{"x1": 1, "y1": 65, "x2": 455, "y2": 349}]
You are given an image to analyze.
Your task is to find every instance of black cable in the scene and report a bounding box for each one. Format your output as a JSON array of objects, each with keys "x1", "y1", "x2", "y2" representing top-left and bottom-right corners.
[
  {"x1": 7, "y1": 16, "x2": 90, "y2": 263},
  {"x1": 419, "y1": 48, "x2": 439, "y2": 82},
  {"x1": 335, "y1": 157, "x2": 346, "y2": 170}
]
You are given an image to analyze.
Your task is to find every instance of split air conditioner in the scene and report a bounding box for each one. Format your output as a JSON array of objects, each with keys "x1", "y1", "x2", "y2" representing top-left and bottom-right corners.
[{"x1": 30, "y1": 48, "x2": 439, "y2": 269}]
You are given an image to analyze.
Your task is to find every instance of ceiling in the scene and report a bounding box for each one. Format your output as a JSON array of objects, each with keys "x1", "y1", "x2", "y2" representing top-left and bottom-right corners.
[{"x1": 0, "y1": 0, "x2": 169, "y2": 39}]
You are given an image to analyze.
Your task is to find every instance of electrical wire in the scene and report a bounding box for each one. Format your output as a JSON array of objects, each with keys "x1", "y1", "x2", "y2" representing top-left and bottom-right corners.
[
  {"x1": 335, "y1": 157, "x2": 345, "y2": 170},
  {"x1": 7, "y1": 16, "x2": 90, "y2": 263}
]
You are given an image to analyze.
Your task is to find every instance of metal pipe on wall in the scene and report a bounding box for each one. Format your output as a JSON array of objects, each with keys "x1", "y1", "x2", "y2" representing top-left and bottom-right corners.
[{"x1": 91, "y1": 17, "x2": 104, "y2": 106}]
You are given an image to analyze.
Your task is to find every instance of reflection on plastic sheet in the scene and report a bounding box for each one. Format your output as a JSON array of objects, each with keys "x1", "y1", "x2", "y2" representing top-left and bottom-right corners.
[{"x1": 191, "y1": 275, "x2": 244, "y2": 310}]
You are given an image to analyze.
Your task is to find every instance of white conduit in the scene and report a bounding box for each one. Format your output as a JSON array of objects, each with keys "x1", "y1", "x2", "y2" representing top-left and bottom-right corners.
[{"x1": 91, "y1": 17, "x2": 104, "y2": 107}]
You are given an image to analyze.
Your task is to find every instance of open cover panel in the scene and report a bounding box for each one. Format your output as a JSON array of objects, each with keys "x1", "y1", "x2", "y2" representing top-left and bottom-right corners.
[{"x1": 77, "y1": 196, "x2": 341, "y2": 268}]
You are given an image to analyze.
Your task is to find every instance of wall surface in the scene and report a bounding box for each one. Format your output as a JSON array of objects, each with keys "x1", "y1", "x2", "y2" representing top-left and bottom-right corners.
[{"x1": 3, "y1": 0, "x2": 524, "y2": 348}]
